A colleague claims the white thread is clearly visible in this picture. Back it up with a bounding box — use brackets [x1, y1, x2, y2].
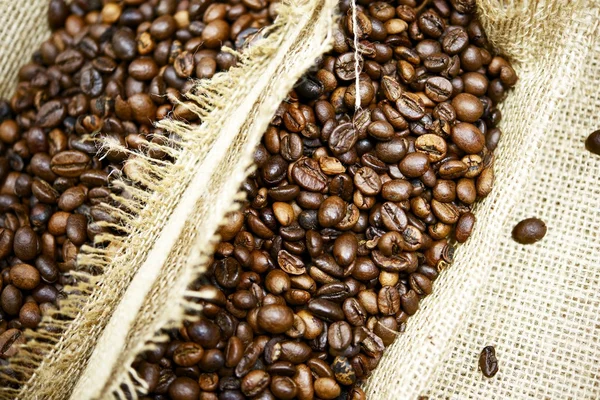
[351, 0, 361, 112]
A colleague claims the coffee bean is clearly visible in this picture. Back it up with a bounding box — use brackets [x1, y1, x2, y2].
[36, 100, 65, 129]
[292, 158, 327, 192]
[585, 130, 600, 155]
[333, 232, 358, 267]
[241, 370, 270, 397]
[112, 28, 137, 60]
[399, 152, 429, 178]
[425, 76, 452, 102]
[80, 68, 104, 97]
[169, 377, 200, 400]
[380, 202, 408, 232]
[10, 264, 40, 291]
[318, 196, 346, 228]
[1, 285, 23, 316]
[451, 122, 485, 154]
[173, 342, 205, 367]
[329, 123, 358, 155]
[479, 345, 499, 378]
[512, 218, 547, 244]
[455, 212, 475, 242]
[314, 377, 341, 400]
[14, 226, 39, 261]
[452, 93, 483, 122]
[50, 150, 91, 178]
[257, 304, 294, 334]
[0, 328, 25, 358]
[270, 376, 297, 400]
[328, 321, 352, 350]
[354, 167, 381, 196]
[277, 250, 305, 275]
[396, 92, 425, 120]
[308, 298, 344, 322]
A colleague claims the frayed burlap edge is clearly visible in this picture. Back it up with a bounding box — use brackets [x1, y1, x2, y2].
[67, 1, 337, 399]
[0, 1, 335, 399]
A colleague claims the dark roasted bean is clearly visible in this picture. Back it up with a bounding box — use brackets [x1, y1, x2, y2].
[479, 345, 499, 378]
[512, 218, 547, 244]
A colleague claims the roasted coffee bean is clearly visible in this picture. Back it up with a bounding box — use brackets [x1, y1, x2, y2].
[452, 93, 483, 122]
[314, 377, 341, 400]
[328, 321, 352, 350]
[13, 226, 39, 261]
[479, 345, 499, 378]
[425, 76, 452, 102]
[241, 370, 270, 397]
[585, 129, 600, 155]
[451, 122, 485, 154]
[292, 158, 327, 192]
[329, 123, 358, 155]
[10, 264, 40, 290]
[270, 376, 297, 400]
[512, 218, 547, 244]
[257, 304, 295, 334]
[0, 329, 25, 358]
[455, 212, 475, 243]
[318, 196, 346, 228]
[396, 92, 425, 120]
[169, 377, 200, 400]
[36, 100, 65, 129]
[399, 152, 429, 178]
[173, 342, 205, 367]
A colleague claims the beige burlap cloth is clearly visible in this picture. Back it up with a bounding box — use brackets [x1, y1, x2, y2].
[1, 0, 599, 399]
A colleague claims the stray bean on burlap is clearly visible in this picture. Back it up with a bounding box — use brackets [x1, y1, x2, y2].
[1, 0, 599, 399]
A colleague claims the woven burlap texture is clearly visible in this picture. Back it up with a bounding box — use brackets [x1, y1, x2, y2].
[1, 0, 599, 399]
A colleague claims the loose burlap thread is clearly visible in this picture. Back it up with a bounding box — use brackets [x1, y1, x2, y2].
[1, 0, 599, 399]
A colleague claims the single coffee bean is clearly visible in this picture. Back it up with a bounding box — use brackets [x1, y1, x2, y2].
[399, 152, 429, 178]
[455, 212, 475, 243]
[512, 217, 547, 244]
[451, 122, 485, 154]
[270, 376, 297, 400]
[13, 226, 39, 261]
[36, 100, 66, 129]
[257, 304, 294, 334]
[0, 328, 25, 358]
[168, 376, 200, 400]
[479, 345, 499, 378]
[173, 342, 205, 367]
[328, 321, 352, 350]
[452, 93, 483, 122]
[241, 370, 270, 397]
[585, 129, 600, 155]
[313, 377, 341, 400]
[10, 264, 40, 290]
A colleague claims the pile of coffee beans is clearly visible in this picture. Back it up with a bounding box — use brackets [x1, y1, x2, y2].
[130, 0, 517, 399]
[0, 0, 275, 359]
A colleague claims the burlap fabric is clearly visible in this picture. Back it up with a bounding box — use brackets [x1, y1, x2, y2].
[1, 0, 599, 399]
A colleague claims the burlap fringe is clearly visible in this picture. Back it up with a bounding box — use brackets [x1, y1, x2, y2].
[0, 1, 335, 399]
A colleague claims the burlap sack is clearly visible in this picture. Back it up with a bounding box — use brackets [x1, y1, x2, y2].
[1, 0, 599, 399]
